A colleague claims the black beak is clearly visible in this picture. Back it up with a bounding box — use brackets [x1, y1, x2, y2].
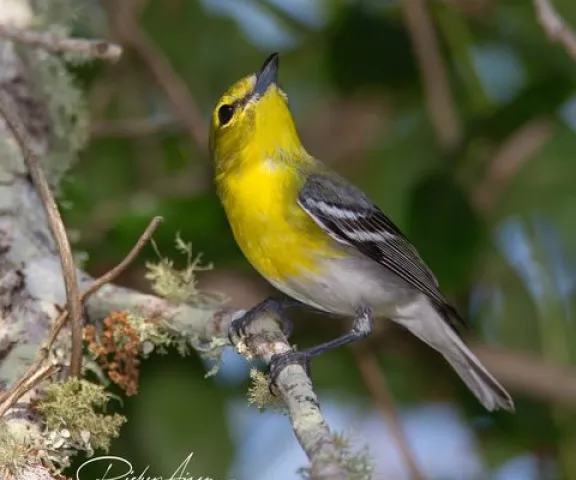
[253, 53, 279, 97]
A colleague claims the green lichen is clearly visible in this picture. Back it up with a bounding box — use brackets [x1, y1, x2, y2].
[145, 233, 227, 307]
[17, 0, 91, 190]
[0, 421, 35, 476]
[27, 49, 89, 188]
[35, 378, 126, 452]
[247, 368, 287, 414]
[126, 309, 228, 377]
[122, 310, 190, 358]
[33, 0, 80, 31]
[195, 336, 229, 378]
[143, 233, 230, 373]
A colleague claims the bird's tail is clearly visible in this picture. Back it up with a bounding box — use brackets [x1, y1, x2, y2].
[442, 328, 514, 412]
[397, 303, 515, 412]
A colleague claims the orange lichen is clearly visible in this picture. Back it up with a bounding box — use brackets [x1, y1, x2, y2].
[84, 312, 141, 396]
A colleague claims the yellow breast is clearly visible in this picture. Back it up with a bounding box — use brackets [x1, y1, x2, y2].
[218, 161, 338, 280]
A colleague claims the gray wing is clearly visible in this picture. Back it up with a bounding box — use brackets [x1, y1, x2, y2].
[298, 172, 464, 329]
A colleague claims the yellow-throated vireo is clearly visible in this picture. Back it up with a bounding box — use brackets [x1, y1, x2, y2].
[210, 53, 514, 412]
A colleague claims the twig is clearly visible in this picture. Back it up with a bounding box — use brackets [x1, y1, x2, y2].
[48, 215, 163, 345]
[239, 315, 349, 479]
[471, 118, 553, 214]
[0, 364, 57, 418]
[0, 356, 45, 405]
[352, 345, 426, 480]
[401, 0, 461, 150]
[534, 0, 576, 62]
[105, 0, 208, 150]
[91, 116, 181, 138]
[472, 343, 576, 404]
[0, 92, 84, 379]
[0, 24, 122, 62]
[0, 216, 163, 417]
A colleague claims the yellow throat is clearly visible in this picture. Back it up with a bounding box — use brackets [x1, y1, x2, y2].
[209, 54, 339, 280]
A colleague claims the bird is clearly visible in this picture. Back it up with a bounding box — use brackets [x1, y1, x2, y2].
[209, 53, 514, 412]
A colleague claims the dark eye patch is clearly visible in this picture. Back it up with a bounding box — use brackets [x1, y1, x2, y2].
[218, 104, 235, 126]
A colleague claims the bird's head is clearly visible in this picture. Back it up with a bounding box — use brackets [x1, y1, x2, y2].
[209, 53, 305, 175]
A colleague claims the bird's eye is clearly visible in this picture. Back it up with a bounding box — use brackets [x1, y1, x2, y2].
[218, 104, 235, 126]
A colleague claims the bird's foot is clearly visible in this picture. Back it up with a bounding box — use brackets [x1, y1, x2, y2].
[228, 297, 294, 344]
[228, 310, 254, 343]
[268, 350, 312, 394]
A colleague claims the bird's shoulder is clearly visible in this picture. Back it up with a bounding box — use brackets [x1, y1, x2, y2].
[297, 167, 405, 236]
[298, 167, 371, 205]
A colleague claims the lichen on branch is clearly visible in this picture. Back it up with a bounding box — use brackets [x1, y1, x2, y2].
[35, 378, 125, 457]
[145, 233, 227, 307]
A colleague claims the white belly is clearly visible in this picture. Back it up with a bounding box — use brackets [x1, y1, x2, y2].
[268, 254, 419, 317]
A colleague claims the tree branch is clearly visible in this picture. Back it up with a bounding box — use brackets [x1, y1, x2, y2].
[534, 0, 576, 62]
[352, 345, 425, 480]
[0, 24, 122, 61]
[473, 343, 576, 404]
[0, 91, 84, 378]
[242, 321, 348, 479]
[86, 288, 349, 479]
[0, 216, 163, 415]
[471, 117, 554, 214]
[0, 363, 57, 418]
[401, 0, 461, 150]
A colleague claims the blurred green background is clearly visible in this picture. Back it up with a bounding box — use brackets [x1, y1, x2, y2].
[63, 0, 576, 478]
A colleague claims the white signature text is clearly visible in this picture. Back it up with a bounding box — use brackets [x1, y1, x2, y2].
[76, 452, 219, 480]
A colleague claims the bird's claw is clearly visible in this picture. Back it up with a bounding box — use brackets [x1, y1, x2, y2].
[268, 351, 312, 395]
[228, 300, 294, 345]
[228, 312, 253, 344]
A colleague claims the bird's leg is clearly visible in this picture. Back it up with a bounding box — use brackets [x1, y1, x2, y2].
[268, 305, 374, 389]
[228, 296, 301, 343]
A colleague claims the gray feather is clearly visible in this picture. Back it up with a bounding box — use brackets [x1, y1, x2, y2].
[297, 172, 464, 329]
[394, 298, 514, 411]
